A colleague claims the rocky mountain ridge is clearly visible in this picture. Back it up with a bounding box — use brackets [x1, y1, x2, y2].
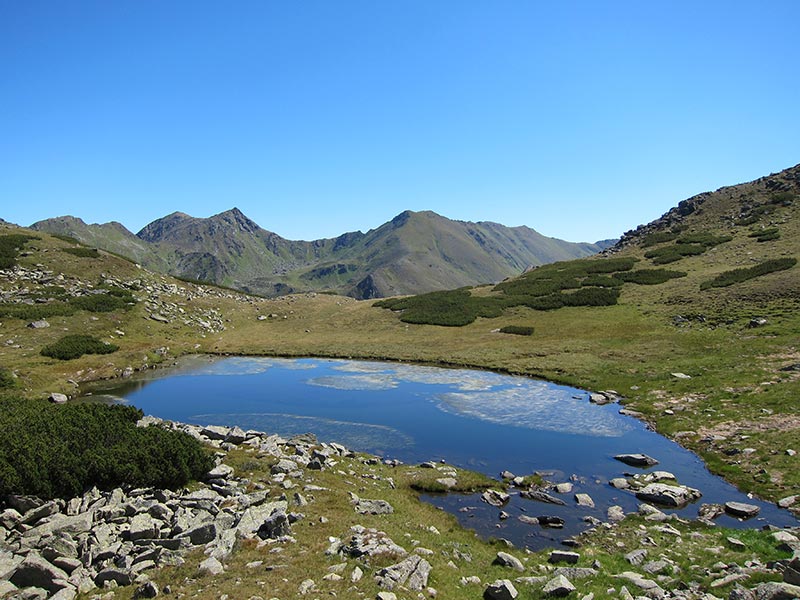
[31, 209, 611, 299]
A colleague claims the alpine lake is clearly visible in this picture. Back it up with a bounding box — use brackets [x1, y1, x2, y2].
[80, 356, 797, 550]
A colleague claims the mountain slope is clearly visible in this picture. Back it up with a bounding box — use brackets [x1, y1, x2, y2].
[31, 208, 607, 298]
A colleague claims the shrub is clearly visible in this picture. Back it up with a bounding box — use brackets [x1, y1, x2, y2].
[70, 292, 135, 313]
[641, 231, 680, 247]
[769, 191, 795, 205]
[62, 247, 100, 258]
[0, 302, 76, 320]
[51, 233, 80, 244]
[749, 228, 780, 243]
[701, 258, 797, 289]
[676, 233, 732, 247]
[644, 244, 706, 264]
[41, 335, 119, 360]
[614, 269, 687, 285]
[581, 275, 624, 288]
[0, 397, 214, 498]
[499, 325, 534, 336]
[0, 234, 38, 269]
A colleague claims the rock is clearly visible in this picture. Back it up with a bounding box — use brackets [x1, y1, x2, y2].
[341, 526, 407, 559]
[725, 501, 761, 519]
[199, 556, 224, 575]
[698, 503, 726, 520]
[607, 506, 626, 522]
[671, 372, 691, 379]
[133, 581, 160, 598]
[638, 503, 667, 521]
[772, 531, 800, 552]
[257, 509, 290, 539]
[615, 453, 659, 467]
[21, 500, 60, 525]
[483, 579, 518, 600]
[749, 318, 768, 328]
[149, 313, 170, 323]
[727, 536, 747, 551]
[616, 571, 665, 597]
[542, 574, 576, 597]
[28, 320, 50, 329]
[375, 554, 431, 591]
[784, 557, 800, 586]
[351, 566, 363, 583]
[436, 477, 458, 489]
[376, 592, 397, 600]
[180, 521, 217, 545]
[610, 478, 630, 490]
[635, 483, 702, 507]
[48, 392, 68, 404]
[575, 493, 595, 508]
[355, 499, 394, 515]
[129, 513, 160, 541]
[95, 567, 134, 586]
[298, 579, 316, 594]
[49, 589, 77, 600]
[236, 500, 288, 536]
[753, 581, 800, 599]
[493, 551, 524, 571]
[624, 549, 648, 565]
[778, 496, 798, 509]
[555, 483, 574, 493]
[538, 515, 565, 528]
[549, 551, 580, 565]
[10, 553, 70, 593]
[521, 490, 567, 505]
[481, 490, 511, 507]
[554, 567, 597, 580]
[206, 463, 234, 479]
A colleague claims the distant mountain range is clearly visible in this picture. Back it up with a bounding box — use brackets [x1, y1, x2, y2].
[31, 209, 613, 298]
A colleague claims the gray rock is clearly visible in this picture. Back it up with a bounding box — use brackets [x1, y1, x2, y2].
[553, 567, 597, 580]
[521, 490, 567, 506]
[180, 521, 217, 545]
[28, 320, 50, 329]
[236, 500, 288, 536]
[206, 464, 234, 480]
[129, 513, 160, 541]
[778, 495, 798, 509]
[133, 580, 160, 598]
[625, 549, 648, 565]
[725, 501, 761, 519]
[94, 566, 134, 587]
[575, 493, 595, 508]
[549, 551, 580, 564]
[754, 581, 800, 599]
[483, 579, 518, 600]
[635, 483, 702, 507]
[481, 489, 511, 507]
[376, 592, 397, 600]
[616, 571, 665, 597]
[10, 553, 70, 593]
[610, 478, 631, 489]
[607, 505, 626, 522]
[341, 526, 406, 559]
[375, 554, 431, 591]
[493, 551, 524, 571]
[48, 392, 68, 403]
[542, 574, 576, 597]
[49, 588, 77, 600]
[784, 557, 800, 586]
[355, 499, 394, 515]
[615, 453, 659, 467]
[198, 556, 224, 575]
[257, 509, 291, 539]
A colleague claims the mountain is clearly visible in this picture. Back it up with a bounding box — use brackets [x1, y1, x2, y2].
[32, 208, 609, 298]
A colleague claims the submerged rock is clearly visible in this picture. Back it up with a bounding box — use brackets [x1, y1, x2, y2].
[615, 453, 659, 467]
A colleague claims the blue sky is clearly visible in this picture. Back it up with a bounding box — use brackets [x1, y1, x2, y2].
[2, 1, 798, 243]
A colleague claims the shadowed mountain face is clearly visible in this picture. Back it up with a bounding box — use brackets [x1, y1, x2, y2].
[32, 208, 610, 298]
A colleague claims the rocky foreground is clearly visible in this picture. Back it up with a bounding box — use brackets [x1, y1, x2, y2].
[1, 418, 799, 600]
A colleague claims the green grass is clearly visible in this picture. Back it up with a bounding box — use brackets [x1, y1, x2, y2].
[0, 233, 39, 269]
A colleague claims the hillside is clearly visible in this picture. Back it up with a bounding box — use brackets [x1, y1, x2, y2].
[32, 208, 608, 298]
[2, 163, 800, 599]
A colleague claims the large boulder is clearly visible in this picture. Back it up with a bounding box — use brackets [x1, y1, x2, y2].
[493, 551, 524, 572]
[635, 483, 701, 507]
[725, 501, 761, 519]
[615, 453, 659, 467]
[10, 553, 70, 593]
[484, 579, 518, 600]
[257, 509, 291, 540]
[542, 574, 575, 597]
[375, 554, 431, 591]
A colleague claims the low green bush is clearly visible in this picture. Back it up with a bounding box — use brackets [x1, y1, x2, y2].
[41, 334, 119, 360]
[644, 244, 706, 264]
[62, 247, 100, 258]
[676, 233, 732, 247]
[499, 325, 534, 336]
[0, 302, 76, 320]
[0, 397, 214, 498]
[70, 292, 135, 313]
[640, 231, 680, 247]
[769, 191, 795, 205]
[749, 228, 780, 243]
[614, 269, 687, 285]
[701, 258, 797, 289]
[50, 233, 80, 244]
[0, 234, 38, 269]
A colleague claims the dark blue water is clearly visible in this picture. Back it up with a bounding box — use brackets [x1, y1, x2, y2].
[83, 356, 797, 549]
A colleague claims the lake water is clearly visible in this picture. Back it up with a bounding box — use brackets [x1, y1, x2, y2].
[83, 356, 797, 550]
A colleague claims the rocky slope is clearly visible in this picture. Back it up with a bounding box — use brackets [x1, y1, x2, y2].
[32, 208, 610, 299]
